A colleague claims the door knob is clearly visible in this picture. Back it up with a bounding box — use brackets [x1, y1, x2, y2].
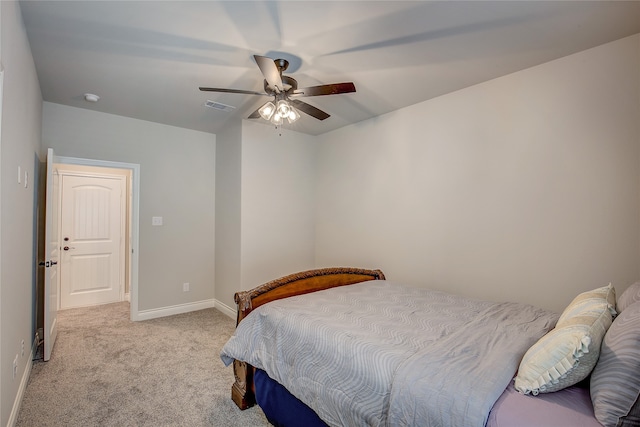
[63, 246, 75, 251]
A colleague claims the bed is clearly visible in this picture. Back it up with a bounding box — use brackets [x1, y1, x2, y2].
[220, 267, 640, 427]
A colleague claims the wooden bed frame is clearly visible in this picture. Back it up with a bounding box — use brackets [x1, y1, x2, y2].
[230, 267, 386, 410]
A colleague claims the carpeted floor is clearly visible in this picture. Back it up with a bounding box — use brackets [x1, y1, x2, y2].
[16, 302, 270, 426]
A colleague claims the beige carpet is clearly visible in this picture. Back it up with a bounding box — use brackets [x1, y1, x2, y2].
[16, 302, 270, 426]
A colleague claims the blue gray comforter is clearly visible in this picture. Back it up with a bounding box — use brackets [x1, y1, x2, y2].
[221, 280, 557, 427]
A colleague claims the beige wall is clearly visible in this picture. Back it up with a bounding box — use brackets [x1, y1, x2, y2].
[0, 1, 43, 425]
[315, 35, 640, 313]
[239, 121, 317, 292]
[214, 121, 242, 311]
[213, 119, 317, 313]
[41, 103, 216, 313]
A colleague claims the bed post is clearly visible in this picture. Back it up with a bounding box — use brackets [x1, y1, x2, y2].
[231, 360, 255, 409]
[230, 291, 256, 410]
[229, 267, 385, 410]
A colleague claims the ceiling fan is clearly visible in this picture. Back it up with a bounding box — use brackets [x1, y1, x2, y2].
[199, 55, 356, 124]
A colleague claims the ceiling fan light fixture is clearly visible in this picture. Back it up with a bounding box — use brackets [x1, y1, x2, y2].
[260, 98, 298, 125]
[287, 107, 300, 124]
[271, 112, 284, 125]
[258, 101, 276, 120]
[276, 99, 291, 117]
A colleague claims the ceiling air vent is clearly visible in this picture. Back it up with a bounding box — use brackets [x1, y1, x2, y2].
[204, 100, 236, 112]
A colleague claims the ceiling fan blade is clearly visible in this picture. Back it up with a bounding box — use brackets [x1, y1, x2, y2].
[199, 87, 269, 96]
[254, 55, 284, 93]
[293, 82, 356, 97]
[290, 99, 330, 121]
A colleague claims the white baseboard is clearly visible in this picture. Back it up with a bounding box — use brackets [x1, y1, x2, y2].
[7, 338, 36, 427]
[214, 299, 237, 320]
[135, 299, 215, 321]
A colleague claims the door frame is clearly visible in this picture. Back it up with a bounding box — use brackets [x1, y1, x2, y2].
[56, 155, 141, 321]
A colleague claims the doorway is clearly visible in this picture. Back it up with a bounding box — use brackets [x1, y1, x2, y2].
[54, 155, 140, 320]
[38, 152, 141, 361]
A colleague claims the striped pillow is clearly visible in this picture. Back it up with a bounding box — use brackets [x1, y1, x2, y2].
[591, 301, 640, 427]
[617, 282, 640, 313]
[557, 282, 617, 323]
[514, 284, 615, 395]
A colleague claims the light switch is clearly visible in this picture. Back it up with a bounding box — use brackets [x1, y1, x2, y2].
[152, 216, 163, 226]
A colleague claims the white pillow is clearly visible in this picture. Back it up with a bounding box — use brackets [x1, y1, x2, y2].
[514, 284, 615, 395]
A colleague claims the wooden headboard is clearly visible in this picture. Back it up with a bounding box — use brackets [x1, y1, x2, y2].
[230, 267, 386, 410]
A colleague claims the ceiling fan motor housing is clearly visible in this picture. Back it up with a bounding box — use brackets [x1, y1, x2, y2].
[264, 75, 298, 95]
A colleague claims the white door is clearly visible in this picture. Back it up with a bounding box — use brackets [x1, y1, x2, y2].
[60, 174, 126, 309]
[44, 149, 60, 361]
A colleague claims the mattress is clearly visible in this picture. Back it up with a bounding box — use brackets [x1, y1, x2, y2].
[255, 368, 603, 427]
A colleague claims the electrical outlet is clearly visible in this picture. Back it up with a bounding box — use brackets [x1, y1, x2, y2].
[12, 355, 18, 379]
[183, 282, 190, 292]
[21, 340, 25, 357]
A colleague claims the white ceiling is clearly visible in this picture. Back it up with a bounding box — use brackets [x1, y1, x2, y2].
[19, 1, 640, 136]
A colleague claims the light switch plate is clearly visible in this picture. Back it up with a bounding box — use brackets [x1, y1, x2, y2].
[152, 216, 163, 226]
